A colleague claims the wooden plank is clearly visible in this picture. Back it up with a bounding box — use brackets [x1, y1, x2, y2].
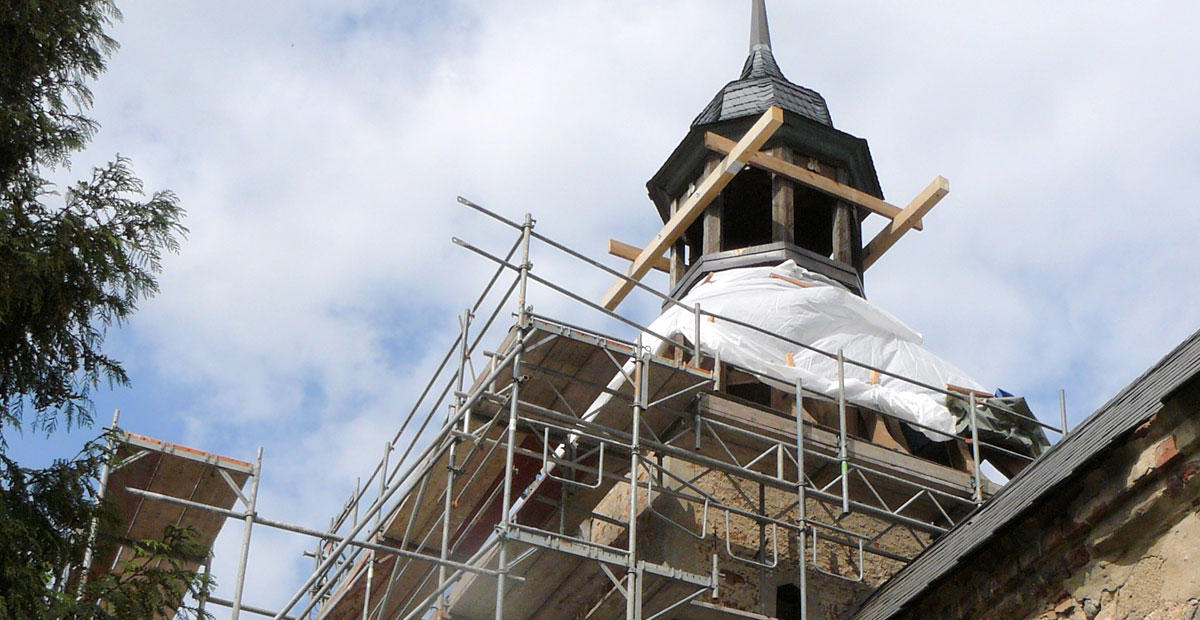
[946, 383, 992, 399]
[705, 131, 922, 230]
[599, 107, 784, 310]
[862, 410, 907, 452]
[768, 272, 815, 288]
[607, 239, 669, 273]
[862, 176, 950, 269]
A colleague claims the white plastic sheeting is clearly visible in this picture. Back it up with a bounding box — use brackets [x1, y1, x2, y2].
[643, 260, 985, 441]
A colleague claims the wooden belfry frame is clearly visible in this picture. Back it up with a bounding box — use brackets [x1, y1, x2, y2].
[601, 106, 949, 310]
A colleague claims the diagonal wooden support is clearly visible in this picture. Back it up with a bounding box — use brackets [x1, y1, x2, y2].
[705, 131, 921, 230]
[600, 106, 784, 310]
[608, 239, 669, 273]
[862, 176, 949, 269]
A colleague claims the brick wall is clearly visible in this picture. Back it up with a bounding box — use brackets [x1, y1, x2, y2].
[898, 379, 1200, 620]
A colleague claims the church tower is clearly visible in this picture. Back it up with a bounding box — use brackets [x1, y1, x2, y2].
[647, 0, 882, 297]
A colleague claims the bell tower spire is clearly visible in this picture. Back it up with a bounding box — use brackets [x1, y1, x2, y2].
[750, 0, 771, 51]
[644, 0, 886, 299]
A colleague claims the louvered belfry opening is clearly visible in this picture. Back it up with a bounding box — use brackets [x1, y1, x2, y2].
[720, 166, 773, 251]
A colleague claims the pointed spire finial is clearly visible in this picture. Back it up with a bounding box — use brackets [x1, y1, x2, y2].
[750, 0, 771, 52]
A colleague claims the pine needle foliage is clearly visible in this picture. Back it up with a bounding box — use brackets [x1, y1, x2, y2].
[0, 2, 210, 617]
[0, 0, 187, 441]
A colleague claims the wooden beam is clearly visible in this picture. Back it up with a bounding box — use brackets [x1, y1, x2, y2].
[768, 146, 794, 245]
[862, 176, 950, 270]
[705, 132, 922, 230]
[946, 383, 993, 400]
[768, 272, 815, 288]
[599, 107, 784, 310]
[607, 239, 669, 273]
[668, 198, 687, 286]
[701, 157, 723, 254]
[832, 168, 857, 266]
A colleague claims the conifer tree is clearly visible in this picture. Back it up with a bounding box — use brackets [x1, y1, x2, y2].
[1, 2, 209, 617]
[1, 0, 187, 438]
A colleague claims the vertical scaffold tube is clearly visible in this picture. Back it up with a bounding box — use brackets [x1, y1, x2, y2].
[198, 554, 212, 616]
[495, 214, 533, 620]
[969, 392, 981, 504]
[79, 409, 120, 597]
[360, 553, 373, 620]
[1059, 388, 1068, 437]
[231, 446, 264, 620]
[362, 441, 389, 620]
[440, 310, 470, 615]
[837, 349, 849, 515]
[626, 339, 645, 620]
[795, 380, 807, 620]
[439, 437, 458, 616]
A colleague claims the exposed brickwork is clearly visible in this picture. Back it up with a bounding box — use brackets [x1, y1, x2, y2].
[894, 381, 1200, 620]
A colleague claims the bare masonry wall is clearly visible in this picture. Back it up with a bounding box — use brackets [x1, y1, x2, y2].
[586, 452, 932, 619]
[897, 378, 1200, 620]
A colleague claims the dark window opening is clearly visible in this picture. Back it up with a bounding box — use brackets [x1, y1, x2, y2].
[721, 167, 773, 251]
[793, 185, 835, 258]
[776, 584, 804, 620]
[900, 424, 956, 468]
[726, 381, 771, 407]
[685, 219, 703, 267]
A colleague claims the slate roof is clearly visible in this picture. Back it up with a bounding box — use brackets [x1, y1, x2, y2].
[848, 328, 1200, 620]
[691, 45, 833, 128]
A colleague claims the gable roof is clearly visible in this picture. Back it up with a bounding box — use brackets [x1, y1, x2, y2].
[848, 328, 1200, 620]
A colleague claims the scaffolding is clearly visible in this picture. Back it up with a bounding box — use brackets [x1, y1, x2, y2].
[93, 197, 1067, 620]
[82, 409, 263, 619]
[264, 198, 1063, 620]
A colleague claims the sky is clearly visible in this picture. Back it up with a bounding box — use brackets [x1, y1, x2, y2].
[9, 1, 1200, 617]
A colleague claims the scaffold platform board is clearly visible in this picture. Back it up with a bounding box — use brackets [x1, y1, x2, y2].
[92, 431, 252, 577]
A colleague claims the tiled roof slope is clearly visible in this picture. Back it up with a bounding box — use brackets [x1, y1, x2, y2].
[848, 328, 1200, 620]
[692, 45, 833, 128]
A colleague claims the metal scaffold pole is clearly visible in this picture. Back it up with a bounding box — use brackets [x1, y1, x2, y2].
[361, 441, 389, 620]
[231, 446, 264, 620]
[627, 339, 646, 620]
[495, 213, 533, 620]
[198, 554, 212, 616]
[795, 380, 807, 620]
[969, 392, 981, 504]
[837, 349, 849, 515]
[438, 309, 471, 616]
[1059, 388, 1068, 437]
[79, 408, 120, 596]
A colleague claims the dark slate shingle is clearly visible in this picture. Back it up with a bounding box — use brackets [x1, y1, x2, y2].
[692, 46, 833, 128]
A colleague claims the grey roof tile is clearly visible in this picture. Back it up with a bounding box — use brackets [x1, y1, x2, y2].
[691, 46, 832, 128]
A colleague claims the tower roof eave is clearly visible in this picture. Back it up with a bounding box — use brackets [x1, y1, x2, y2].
[691, 75, 833, 128]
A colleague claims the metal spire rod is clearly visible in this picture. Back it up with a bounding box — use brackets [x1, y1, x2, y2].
[750, 0, 772, 51]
